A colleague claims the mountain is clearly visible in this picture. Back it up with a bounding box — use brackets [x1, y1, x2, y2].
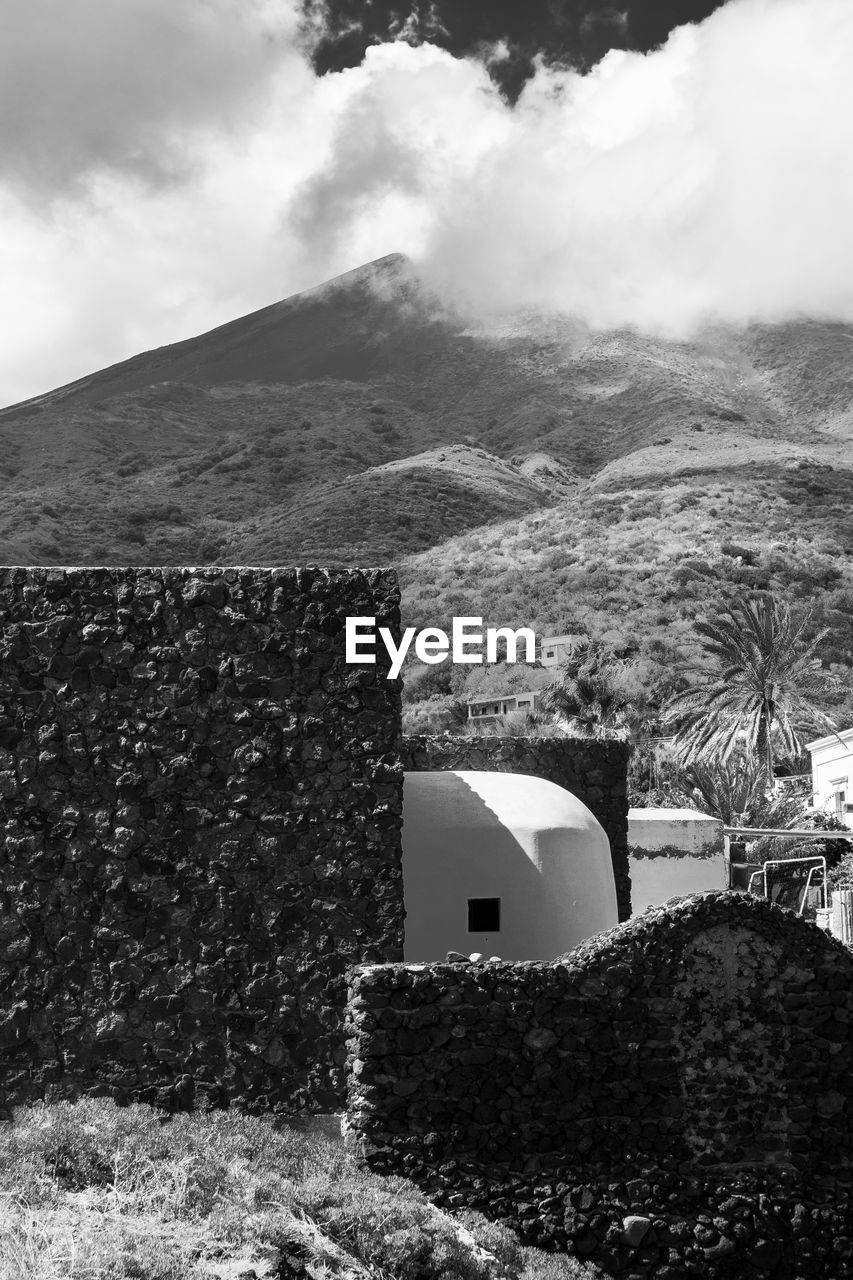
[0, 254, 851, 722]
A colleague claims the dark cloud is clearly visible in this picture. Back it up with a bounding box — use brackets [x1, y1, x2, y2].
[302, 0, 728, 99]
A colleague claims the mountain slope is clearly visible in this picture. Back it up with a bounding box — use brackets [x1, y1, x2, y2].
[0, 253, 850, 725]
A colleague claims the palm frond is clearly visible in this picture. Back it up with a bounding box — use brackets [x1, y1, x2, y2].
[664, 591, 839, 772]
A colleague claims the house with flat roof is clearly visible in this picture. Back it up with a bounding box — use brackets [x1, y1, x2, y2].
[806, 727, 853, 829]
[466, 689, 545, 723]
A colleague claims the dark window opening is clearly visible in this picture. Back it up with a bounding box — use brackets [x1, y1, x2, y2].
[468, 897, 500, 932]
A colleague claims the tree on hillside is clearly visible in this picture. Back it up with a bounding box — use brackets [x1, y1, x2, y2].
[664, 592, 839, 777]
[544, 640, 642, 740]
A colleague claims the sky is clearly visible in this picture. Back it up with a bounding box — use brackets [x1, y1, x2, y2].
[1, 0, 852, 407]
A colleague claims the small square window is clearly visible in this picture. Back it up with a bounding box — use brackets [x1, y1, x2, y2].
[468, 897, 500, 932]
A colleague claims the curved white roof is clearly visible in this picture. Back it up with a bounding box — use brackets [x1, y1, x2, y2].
[405, 769, 605, 842]
[402, 770, 617, 961]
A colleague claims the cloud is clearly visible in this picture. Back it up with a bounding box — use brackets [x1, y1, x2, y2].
[0, 0, 327, 406]
[303, 1, 726, 99]
[0, 0, 293, 201]
[289, 0, 853, 334]
[1, 0, 852, 407]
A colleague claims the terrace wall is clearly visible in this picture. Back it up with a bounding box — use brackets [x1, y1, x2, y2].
[346, 891, 853, 1279]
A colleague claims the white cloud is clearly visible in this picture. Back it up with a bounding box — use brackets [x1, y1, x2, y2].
[294, 0, 853, 333]
[0, 0, 293, 200]
[0, 0, 328, 405]
[1, 0, 852, 407]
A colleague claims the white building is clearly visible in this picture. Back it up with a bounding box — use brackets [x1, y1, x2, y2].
[466, 689, 544, 723]
[806, 728, 853, 829]
[539, 634, 580, 667]
[463, 630, 580, 720]
[401, 771, 618, 961]
[627, 808, 728, 915]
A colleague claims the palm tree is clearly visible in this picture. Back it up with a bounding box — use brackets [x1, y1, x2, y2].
[685, 753, 807, 829]
[544, 640, 636, 740]
[665, 592, 838, 777]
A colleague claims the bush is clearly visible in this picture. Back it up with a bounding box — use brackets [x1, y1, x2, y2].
[120, 526, 146, 546]
[405, 664, 454, 702]
[720, 543, 757, 565]
[829, 850, 853, 891]
[0, 1100, 564, 1280]
[305, 1181, 521, 1280]
[520, 1250, 597, 1280]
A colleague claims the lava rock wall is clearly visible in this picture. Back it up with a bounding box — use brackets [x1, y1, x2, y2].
[0, 566, 404, 1113]
[403, 735, 631, 920]
[345, 892, 853, 1279]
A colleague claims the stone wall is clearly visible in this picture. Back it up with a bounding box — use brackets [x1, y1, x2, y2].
[345, 892, 853, 1279]
[403, 735, 631, 921]
[0, 566, 404, 1113]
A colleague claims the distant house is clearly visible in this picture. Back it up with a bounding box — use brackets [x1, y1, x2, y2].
[806, 727, 853, 829]
[466, 689, 545, 723]
[539, 633, 580, 667]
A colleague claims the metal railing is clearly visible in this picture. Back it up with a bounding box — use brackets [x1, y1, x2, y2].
[724, 827, 835, 840]
[745, 855, 827, 914]
[725, 828, 832, 913]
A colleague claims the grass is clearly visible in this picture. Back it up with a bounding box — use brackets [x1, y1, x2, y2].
[0, 1099, 595, 1280]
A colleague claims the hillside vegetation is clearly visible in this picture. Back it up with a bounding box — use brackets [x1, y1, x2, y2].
[0, 254, 850, 723]
[401, 462, 853, 723]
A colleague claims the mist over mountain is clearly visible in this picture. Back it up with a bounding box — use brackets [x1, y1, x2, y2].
[1, 253, 851, 720]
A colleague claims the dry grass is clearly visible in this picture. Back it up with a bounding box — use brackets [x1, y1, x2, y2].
[0, 1099, 595, 1280]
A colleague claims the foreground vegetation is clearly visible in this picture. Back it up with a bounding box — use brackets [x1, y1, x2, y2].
[0, 1099, 594, 1280]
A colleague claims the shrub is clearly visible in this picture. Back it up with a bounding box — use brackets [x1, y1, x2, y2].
[0, 1100, 564, 1280]
[829, 850, 853, 891]
[305, 1180, 519, 1280]
[120, 526, 146, 546]
[720, 543, 757, 565]
[520, 1250, 597, 1280]
[405, 664, 454, 702]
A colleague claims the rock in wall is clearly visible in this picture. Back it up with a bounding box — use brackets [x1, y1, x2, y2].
[0, 566, 404, 1113]
[402, 735, 631, 920]
[345, 891, 853, 1279]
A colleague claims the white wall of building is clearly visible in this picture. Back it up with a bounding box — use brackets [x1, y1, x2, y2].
[539, 635, 579, 667]
[466, 690, 544, 722]
[628, 807, 727, 916]
[402, 770, 618, 961]
[807, 729, 853, 830]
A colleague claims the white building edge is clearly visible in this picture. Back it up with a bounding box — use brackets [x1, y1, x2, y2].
[805, 727, 853, 830]
[539, 634, 581, 667]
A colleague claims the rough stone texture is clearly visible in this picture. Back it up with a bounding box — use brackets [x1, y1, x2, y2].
[345, 892, 853, 1279]
[0, 566, 404, 1113]
[403, 735, 631, 921]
